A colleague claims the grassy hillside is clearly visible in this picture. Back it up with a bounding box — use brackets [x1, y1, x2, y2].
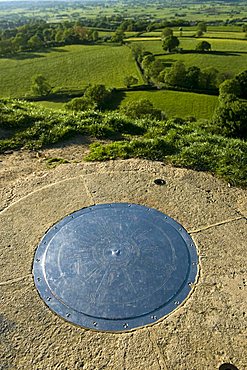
[0, 44, 143, 98]
[120, 90, 218, 120]
[1, 99, 246, 187]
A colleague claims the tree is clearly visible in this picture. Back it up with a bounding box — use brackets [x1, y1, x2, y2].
[141, 54, 155, 71]
[197, 22, 207, 33]
[43, 28, 53, 43]
[12, 32, 28, 52]
[185, 66, 201, 89]
[55, 29, 64, 43]
[111, 30, 125, 44]
[28, 34, 43, 50]
[196, 30, 204, 37]
[196, 40, 211, 52]
[164, 61, 186, 87]
[162, 27, 173, 39]
[162, 36, 179, 53]
[65, 97, 96, 111]
[219, 79, 241, 97]
[73, 26, 88, 41]
[147, 60, 164, 81]
[123, 76, 138, 88]
[235, 70, 247, 99]
[216, 71, 234, 88]
[0, 39, 13, 55]
[212, 99, 247, 139]
[92, 30, 99, 42]
[200, 67, 219, 90]
[31, 75, 52, 96]
[120, 99, 162, 120]
[84, 84, 111, 109]
[130, 43, 145, 62]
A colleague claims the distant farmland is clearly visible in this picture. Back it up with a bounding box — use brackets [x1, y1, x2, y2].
[0, 44, 143, 98]
[0, 32, 246, 120]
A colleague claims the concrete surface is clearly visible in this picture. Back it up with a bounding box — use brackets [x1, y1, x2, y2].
[0, 149, 246, 370]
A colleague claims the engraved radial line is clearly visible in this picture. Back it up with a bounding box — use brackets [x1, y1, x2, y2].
[132, 227, 153, 241]
[94, 266, 111, 301]
[84, 266, 102, 282]
[98, 217, 116, 245]
[121, 267, 137, 295]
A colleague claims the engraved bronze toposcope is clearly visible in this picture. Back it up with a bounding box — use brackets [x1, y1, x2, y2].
[33, 203, 198, 332]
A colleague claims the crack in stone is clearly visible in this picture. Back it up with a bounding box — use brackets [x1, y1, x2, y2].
[81, 175, 95, 206]
[0, 177, 83, 216]
[148, 329, 169, 370]
[188, 216, 244, 234]
[122, 335, 130, 370]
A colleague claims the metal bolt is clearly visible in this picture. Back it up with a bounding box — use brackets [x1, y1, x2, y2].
[36, 258, 40, 262]
[66, 313, 70, 318]
[47, 297, 51, 301]
[93, 322, 98, 327]
[174, 301, 180, 305]
[123, 323, 128, 329]
[37, 277, 41, 282]
[151, 315, 157, 320]
[154, 178, 166, 185]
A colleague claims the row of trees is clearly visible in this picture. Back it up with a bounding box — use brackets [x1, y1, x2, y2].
[0, 18, 133, 55]
[30, 73, 247, 141]
[131, 44, 223, 91]
[0, 20, 100, 55]
[162, 22, 207, 40]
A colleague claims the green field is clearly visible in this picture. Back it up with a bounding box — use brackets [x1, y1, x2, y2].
[141, 31, 246, 39]
[128, 37, 247, 75]
[203, 32, 246, 40]
[37, 90, 218, 120]
[0, 44, 143, 98]
[159, 38, 247, 74]
[120, 90, 218, 119]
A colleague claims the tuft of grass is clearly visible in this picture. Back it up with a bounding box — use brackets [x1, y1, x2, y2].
[45, 157, 70, 168]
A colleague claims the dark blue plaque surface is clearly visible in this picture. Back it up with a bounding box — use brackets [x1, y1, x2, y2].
[33, 203, 198, 331]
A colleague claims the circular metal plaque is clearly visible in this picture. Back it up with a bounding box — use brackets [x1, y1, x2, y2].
[33, 203, 198, 332]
